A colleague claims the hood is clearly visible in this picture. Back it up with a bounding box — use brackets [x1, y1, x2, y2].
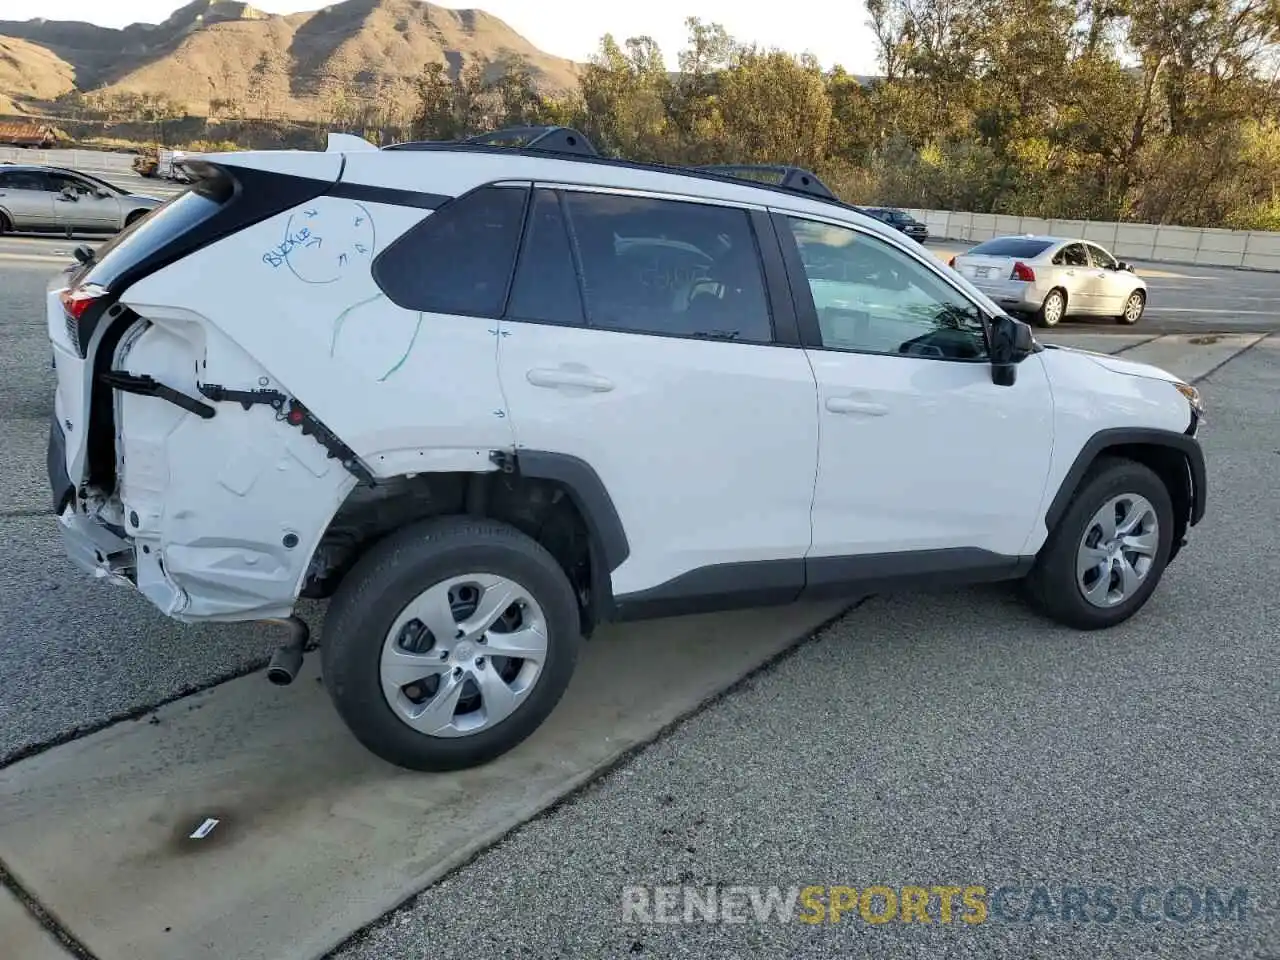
[1042, 343, 1181, 384]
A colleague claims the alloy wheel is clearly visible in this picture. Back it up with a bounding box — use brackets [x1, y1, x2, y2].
[1076, 494, 1160, 608]
[379, 573, 549, 737]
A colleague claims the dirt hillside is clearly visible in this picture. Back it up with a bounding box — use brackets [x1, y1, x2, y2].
[0, 0, 581, 118]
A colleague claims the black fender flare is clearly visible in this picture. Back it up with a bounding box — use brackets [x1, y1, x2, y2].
[1044, 426, 1207, 535]
[510, 450, 630, 573]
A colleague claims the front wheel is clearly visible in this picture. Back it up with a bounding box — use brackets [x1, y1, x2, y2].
[1023, 457, 1174, 630]
[321, 515, 582, 771]
[1117, 290, 1145, 325]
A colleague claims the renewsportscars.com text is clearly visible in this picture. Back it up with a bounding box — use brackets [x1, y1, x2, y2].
[621, 883, 1250, 925]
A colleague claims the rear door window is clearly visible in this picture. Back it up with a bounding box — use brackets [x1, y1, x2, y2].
[557, 190, 774, 343]
[1053, 243, 1089, 267]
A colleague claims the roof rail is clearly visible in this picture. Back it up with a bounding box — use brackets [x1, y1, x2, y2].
[692, 164, 838, 202]
[384, 125, 599, 157]
[380, 127, 860, 210]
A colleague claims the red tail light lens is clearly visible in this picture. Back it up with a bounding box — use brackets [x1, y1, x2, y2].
[60, 283, 107, 321]
[1011, 261, 1035, 281]
[59, 283, 108, 357]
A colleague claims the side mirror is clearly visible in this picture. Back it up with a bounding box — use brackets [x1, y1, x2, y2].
[1117, 261, 1134, 272]
[96, 188, 112, 199]
[988, 313, 1035, 387]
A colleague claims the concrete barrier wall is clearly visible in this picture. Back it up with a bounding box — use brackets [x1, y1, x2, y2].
[6, 145, 1280, 272]
[906, 207, 1280, 272]
[0, 146, 136, 175]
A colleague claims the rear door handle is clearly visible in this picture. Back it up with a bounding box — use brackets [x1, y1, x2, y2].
[826, 397, 889, 416]
[526, 368, 615, 392]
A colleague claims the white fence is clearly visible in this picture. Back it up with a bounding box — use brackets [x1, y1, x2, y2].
[908, 208, 1280, 273]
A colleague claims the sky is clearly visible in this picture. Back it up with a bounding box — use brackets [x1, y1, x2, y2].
[1, 0, 883, 74]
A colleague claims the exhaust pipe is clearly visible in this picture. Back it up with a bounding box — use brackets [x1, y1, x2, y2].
[264, 615, 311, 686]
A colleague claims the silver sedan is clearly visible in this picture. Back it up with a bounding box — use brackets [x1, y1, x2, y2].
[949, 235, 1148, 326]
[0, 164, 164, 236]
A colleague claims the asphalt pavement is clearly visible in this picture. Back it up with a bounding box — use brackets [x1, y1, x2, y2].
[0, 235, 1276, 958]
[333, 340, 1280, 960]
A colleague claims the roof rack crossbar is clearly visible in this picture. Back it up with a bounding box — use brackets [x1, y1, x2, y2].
[692, 164, 838, 201]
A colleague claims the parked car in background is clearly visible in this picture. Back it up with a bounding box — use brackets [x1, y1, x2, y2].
[949, 235, 1147, 327]
[865, 207, 929, 243]
[0, 165, 163, 236]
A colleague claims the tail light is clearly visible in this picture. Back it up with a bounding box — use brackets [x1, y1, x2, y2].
[59, 283, 108, 357]
[1011, 261, 1035, 282]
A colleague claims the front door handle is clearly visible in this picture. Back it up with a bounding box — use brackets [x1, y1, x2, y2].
[826, 397, 888, 416]
[526, 368, 615, 392]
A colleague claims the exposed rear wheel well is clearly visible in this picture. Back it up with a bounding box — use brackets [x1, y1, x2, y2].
[303, 471, 602, 636]
[125, 209, 148, 226]
[0, 209, 11, 233]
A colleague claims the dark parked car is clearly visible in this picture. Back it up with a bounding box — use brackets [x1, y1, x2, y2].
[865, 207, 929, 243]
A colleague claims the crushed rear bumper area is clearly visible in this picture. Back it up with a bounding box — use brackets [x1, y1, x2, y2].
[48, 414, 138, 586]
[46, 415, 74, 514]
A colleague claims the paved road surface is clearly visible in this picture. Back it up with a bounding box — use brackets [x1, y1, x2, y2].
[0, 250, 1276, 960]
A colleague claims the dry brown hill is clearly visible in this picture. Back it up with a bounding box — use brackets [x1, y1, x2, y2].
[0, 0, 581, 119]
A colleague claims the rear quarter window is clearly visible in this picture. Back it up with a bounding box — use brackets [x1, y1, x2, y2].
[967, 238, 1054, 258]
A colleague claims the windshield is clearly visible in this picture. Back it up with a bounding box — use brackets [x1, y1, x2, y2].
[968, 238, 1054, 258]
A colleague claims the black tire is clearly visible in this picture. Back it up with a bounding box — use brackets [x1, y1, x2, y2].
[1117, 289, 1145, 325]
[1036, 288, 1067, 327]
[321, 515, 582, 772]
[1023, 456, 1175, 630]
[0, 211, 11, 235]
[125, 210, 148, 228]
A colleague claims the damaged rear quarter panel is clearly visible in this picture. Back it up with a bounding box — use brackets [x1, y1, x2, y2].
[115, 307, 357, 622]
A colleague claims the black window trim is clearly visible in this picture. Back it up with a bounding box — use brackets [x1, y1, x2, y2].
[496, 180, 796, 348]
[770, 208, 993, 363]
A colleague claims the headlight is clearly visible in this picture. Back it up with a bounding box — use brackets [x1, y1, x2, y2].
[1174, 381, 1204, 417]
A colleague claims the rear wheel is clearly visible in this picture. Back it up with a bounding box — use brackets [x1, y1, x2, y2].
[124, 209, 148, 228]
[0, 211, 11, 235]
[1023, 457, 1174, 630]
[1117, 290, 1145, 325]
[321, 515, 582, 772]
[1036, 288, 1067, 327]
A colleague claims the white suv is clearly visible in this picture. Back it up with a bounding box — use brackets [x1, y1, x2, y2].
[44, 127, 1207, 772]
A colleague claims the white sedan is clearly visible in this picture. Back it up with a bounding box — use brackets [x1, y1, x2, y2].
[949, 235, 1148, 327]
